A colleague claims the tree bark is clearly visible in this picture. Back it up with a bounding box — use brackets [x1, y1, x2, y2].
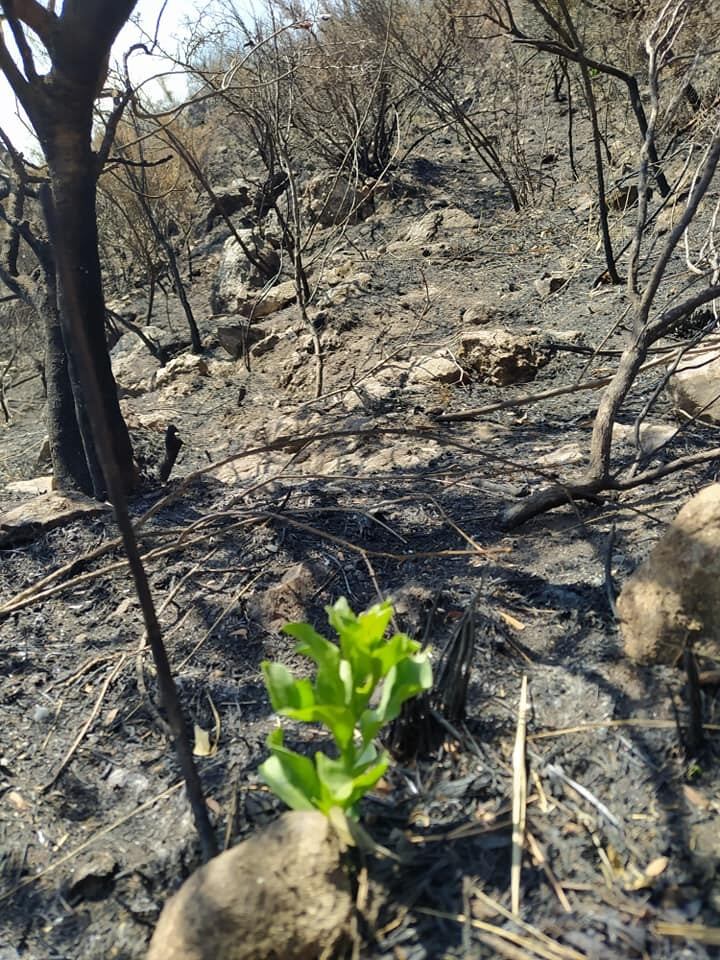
[42, 282, 93, 493]
[40, 108, 135, 499]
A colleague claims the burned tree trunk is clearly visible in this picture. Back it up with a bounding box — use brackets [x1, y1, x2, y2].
[0, 0, 137, 498]
[41, 119, 135, 498]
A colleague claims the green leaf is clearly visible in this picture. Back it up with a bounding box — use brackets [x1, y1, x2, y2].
[261, 661, 315, 713]
[284, 622, 339, 671]
[315, 753, 356, 806]
[375, 655, 433, 726]
[286, 622, 348, 707]
[314, 751, 389, 816]
[344, 754, 389, 811]
[281, 703, 356, 752]
[326, 596, 358, 637]
[259, 728, 321, 811]
[373, 632, 422, 677]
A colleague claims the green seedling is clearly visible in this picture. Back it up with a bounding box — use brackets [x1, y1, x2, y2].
[259, 597, 432, 818]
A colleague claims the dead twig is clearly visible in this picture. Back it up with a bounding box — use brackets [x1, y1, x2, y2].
[41, 654, 128, 793]
[0, 781, 184, 902]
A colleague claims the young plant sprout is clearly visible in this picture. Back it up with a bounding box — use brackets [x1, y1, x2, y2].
[260, 598, 432, 818]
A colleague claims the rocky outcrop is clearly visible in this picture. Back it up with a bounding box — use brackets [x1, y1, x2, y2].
[153, 354, 209, 390]
[617, 484, 720, 663]
[203, 181, 251, 232]
[110, 325, 164, 397]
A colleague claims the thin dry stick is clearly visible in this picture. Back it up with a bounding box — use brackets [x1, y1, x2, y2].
[0, 781, 183, 902]
[510, 675, 528, 917]
[415, 906, 587, 960]
[176, 568, 267, 670]
[476, 933, 539, 960]
[511, 675, 529, 916]
[473, 888, 582, 958]
[46, 653, 115, 691]
[528, 719, 720, 739]
[156, 546, 220, 617]
[41, 654, 128, 793]
[543, 761, 622, 831]
[652, 921, 720, 946]
[526, 829, 572, 913]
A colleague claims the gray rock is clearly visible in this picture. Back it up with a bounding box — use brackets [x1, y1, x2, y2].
[460, 328, 552, 386]
[669, 339, 720, 423]
[613, 421, 676, 456]
[203, 180, 251, 232]
[211, 233, 281, 314]
[239, 279, 297, 319]
[617, 484, 720, 663]
[305, 173, 375, 226]
[147, 811, 351, 960]
[153, 354, 209, 390]
[408, 353, 467, 385]
[216, 323, 270, 359]
[110, 326, 163, 396]
[250, 332, 281, 358]
[534, 273, 568, 298]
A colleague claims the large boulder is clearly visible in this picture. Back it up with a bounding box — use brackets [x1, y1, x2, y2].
[211, 233, 281, 314]
[203, 181, 251, 232]
[305, 174, 374, 227]
[669, 337, 720, 424]
[617, 484, 720, 663]
[110, 325, 164, 397]
[146, 811, 351, 960]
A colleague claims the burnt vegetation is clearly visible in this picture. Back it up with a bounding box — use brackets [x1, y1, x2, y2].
[2, 1, 720, 958]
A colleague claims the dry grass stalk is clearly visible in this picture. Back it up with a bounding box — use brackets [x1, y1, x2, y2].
[511, 674, 529, 916]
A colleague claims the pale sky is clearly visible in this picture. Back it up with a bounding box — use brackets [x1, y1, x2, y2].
[0, 0, 201, 154]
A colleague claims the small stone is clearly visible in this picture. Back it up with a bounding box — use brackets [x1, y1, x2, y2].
[408, 353, 467, 385]
[250, 332, 281, 358]
[6, 790, 28, 813]
[606, 184, 640, 210]
[536, 442, 585, 467]
[32, 705, 53, 724]
[534, 273, 568, 298]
